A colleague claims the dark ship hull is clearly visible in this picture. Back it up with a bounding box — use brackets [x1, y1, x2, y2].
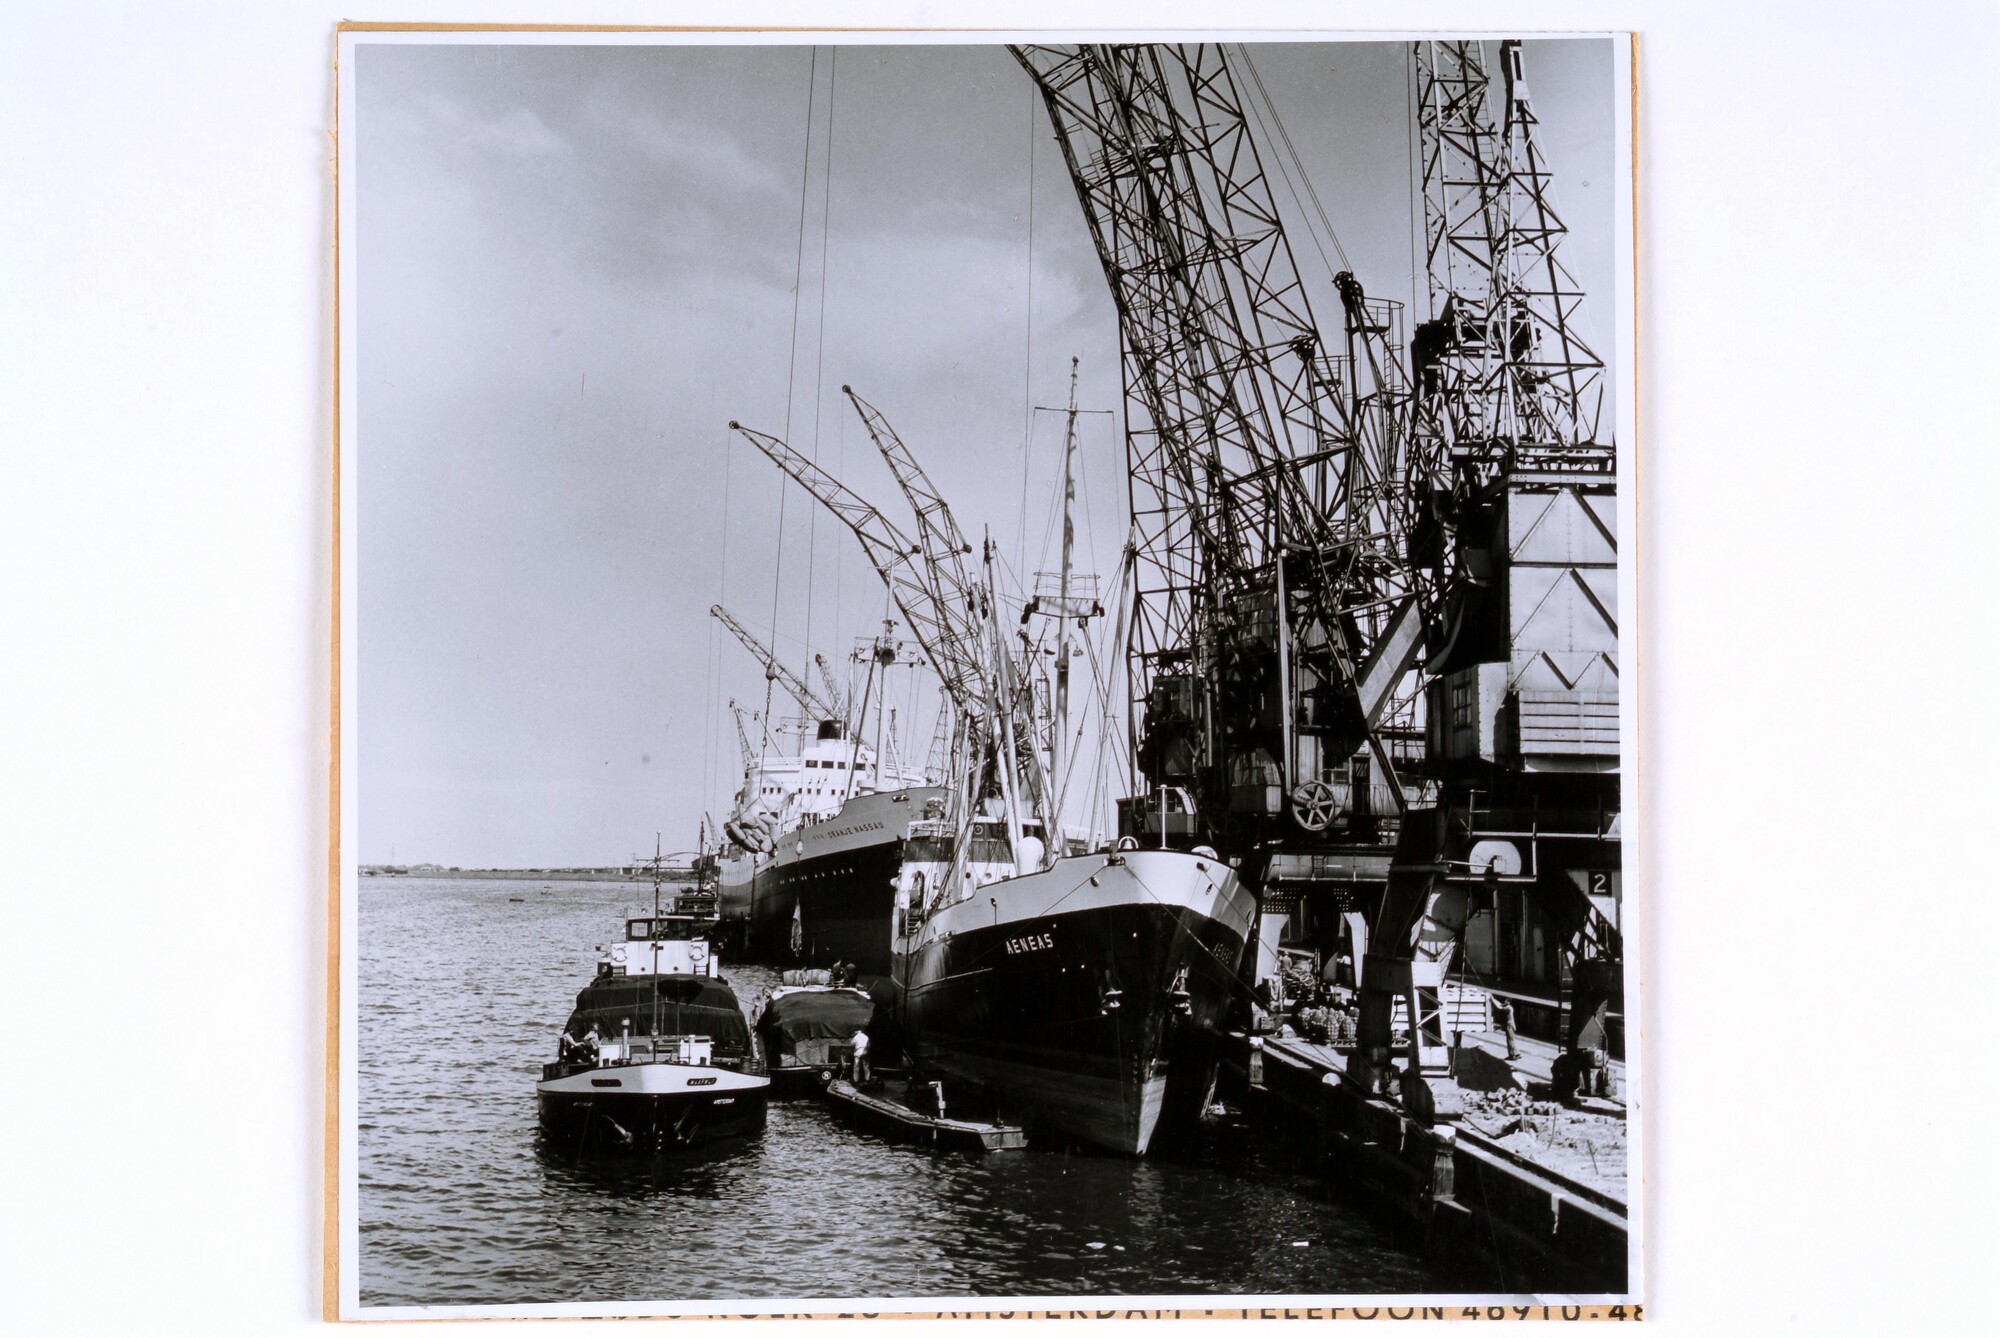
[897, 848, 1256, 1155]
[719, 787, 944, 974]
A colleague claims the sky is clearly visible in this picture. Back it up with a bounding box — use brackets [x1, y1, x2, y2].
[354, 36, 1616, 866]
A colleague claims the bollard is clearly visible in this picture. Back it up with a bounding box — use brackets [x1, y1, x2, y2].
[1586, 1047, 1611, 1098]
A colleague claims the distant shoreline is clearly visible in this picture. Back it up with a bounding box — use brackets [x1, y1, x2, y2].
[359, 866, 696, 883]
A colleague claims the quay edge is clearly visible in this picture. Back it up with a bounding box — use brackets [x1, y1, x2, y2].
[1241, 1033, 1629, 1295]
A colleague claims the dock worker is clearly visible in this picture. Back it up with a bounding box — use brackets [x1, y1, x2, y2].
[850, 1028, 871, 1085]
[1492, 995, 1518, 1060]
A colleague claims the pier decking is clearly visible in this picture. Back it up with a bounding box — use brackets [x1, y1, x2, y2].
[1245, 1031, 1629, 1292]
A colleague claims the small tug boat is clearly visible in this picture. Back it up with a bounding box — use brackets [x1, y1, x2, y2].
[537, 842, 768, 1155]
[753, 969, 877, 1093]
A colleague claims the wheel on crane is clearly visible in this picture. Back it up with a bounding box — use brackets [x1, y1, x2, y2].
[1290, 780, 1338, 832]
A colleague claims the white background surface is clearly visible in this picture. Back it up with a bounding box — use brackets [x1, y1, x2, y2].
[1, 2, 1990, 1334]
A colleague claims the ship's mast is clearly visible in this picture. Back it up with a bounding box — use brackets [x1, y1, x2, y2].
[983, 533, 1028, 867]
[1052, 358, 1080, 815]
[871, 620, 893, 790]
[644, 832, 666, 1026]
[1024, 359, 1109, 840]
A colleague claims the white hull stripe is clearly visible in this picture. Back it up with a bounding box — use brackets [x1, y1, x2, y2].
[921, 850, 1254, 945]
[537, 1063, 769, 1096]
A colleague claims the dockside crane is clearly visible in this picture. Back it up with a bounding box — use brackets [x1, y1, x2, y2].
[709, 603, 841, 728]
[841, 386, 982, 625]
[727, 419, 1002, 840]
[1013, 42, 1440, 1057]
[728, 698, 757, 773]
[1014, 39, 1623, 1116]
[839, 385, 1059, 843]
[812, 653, 850, 722]
[1367, 38, 1621, 1104]
[1012, 42, 1428, 858]
[728, 420, 990, 727]
[729, 405, 1060, 873]
[721, 697, 783, 858]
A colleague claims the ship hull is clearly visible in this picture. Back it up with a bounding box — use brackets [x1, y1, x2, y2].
[719, 787, 943, 974]
[536, 1062, 768, 1156]
[896, 849, 1256, 1156]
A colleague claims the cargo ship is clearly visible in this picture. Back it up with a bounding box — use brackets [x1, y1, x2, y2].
[893, 833, 1257, 1156]
[716, 715, 939, 974]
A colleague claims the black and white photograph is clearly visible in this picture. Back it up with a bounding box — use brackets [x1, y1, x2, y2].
[334, 27, 1636, 1319]
[17, 3, 2000, 1334]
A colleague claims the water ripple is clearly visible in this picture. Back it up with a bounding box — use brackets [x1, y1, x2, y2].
[357, 877, 1440, 1307]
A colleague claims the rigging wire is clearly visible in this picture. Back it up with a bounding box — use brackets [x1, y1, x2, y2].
[1234, 44, 1353, 274]
[760, 45, 822, 767]
[803, 47, 838, 664]
[703, 422, 736, 812]
[1032, 429, 1062, 578]
[1086, 561, 1134, 832]
[1407, 43, 1424, 318]
[1016, 82, 1038, 579]
[1073, 401, 1101, 606]
[832, 393, 845, 659]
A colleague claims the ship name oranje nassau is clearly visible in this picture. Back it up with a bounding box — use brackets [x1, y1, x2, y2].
[819, 820, 886, 841]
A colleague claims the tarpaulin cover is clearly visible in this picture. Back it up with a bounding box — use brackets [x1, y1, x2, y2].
[758, 989, 874, 1045]
[563, 976, 750, 1056]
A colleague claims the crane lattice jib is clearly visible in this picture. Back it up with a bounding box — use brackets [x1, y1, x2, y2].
[1012, 43, 1425, 766]
[727, 421, 990, 724]
[1013, 45, 1337, 563]
[845, 389, 1049, 818]
[709, 603, 837, 722]
[840, 387, 986, 644]
[728, 700, 757, 771]
[838, 387, 1043, 775]
[1415, 40, 1607, 471]
[812, 654, 848, 719]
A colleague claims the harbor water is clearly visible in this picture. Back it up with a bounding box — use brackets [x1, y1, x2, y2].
[356, 877, 1443, 1308]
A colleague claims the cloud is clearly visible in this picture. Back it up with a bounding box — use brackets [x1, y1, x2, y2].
[401, 92, 570, 161]
[352, 39, 1619, 864]
[624, 110, 789, 199]
[827, 222, 1095, 365]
